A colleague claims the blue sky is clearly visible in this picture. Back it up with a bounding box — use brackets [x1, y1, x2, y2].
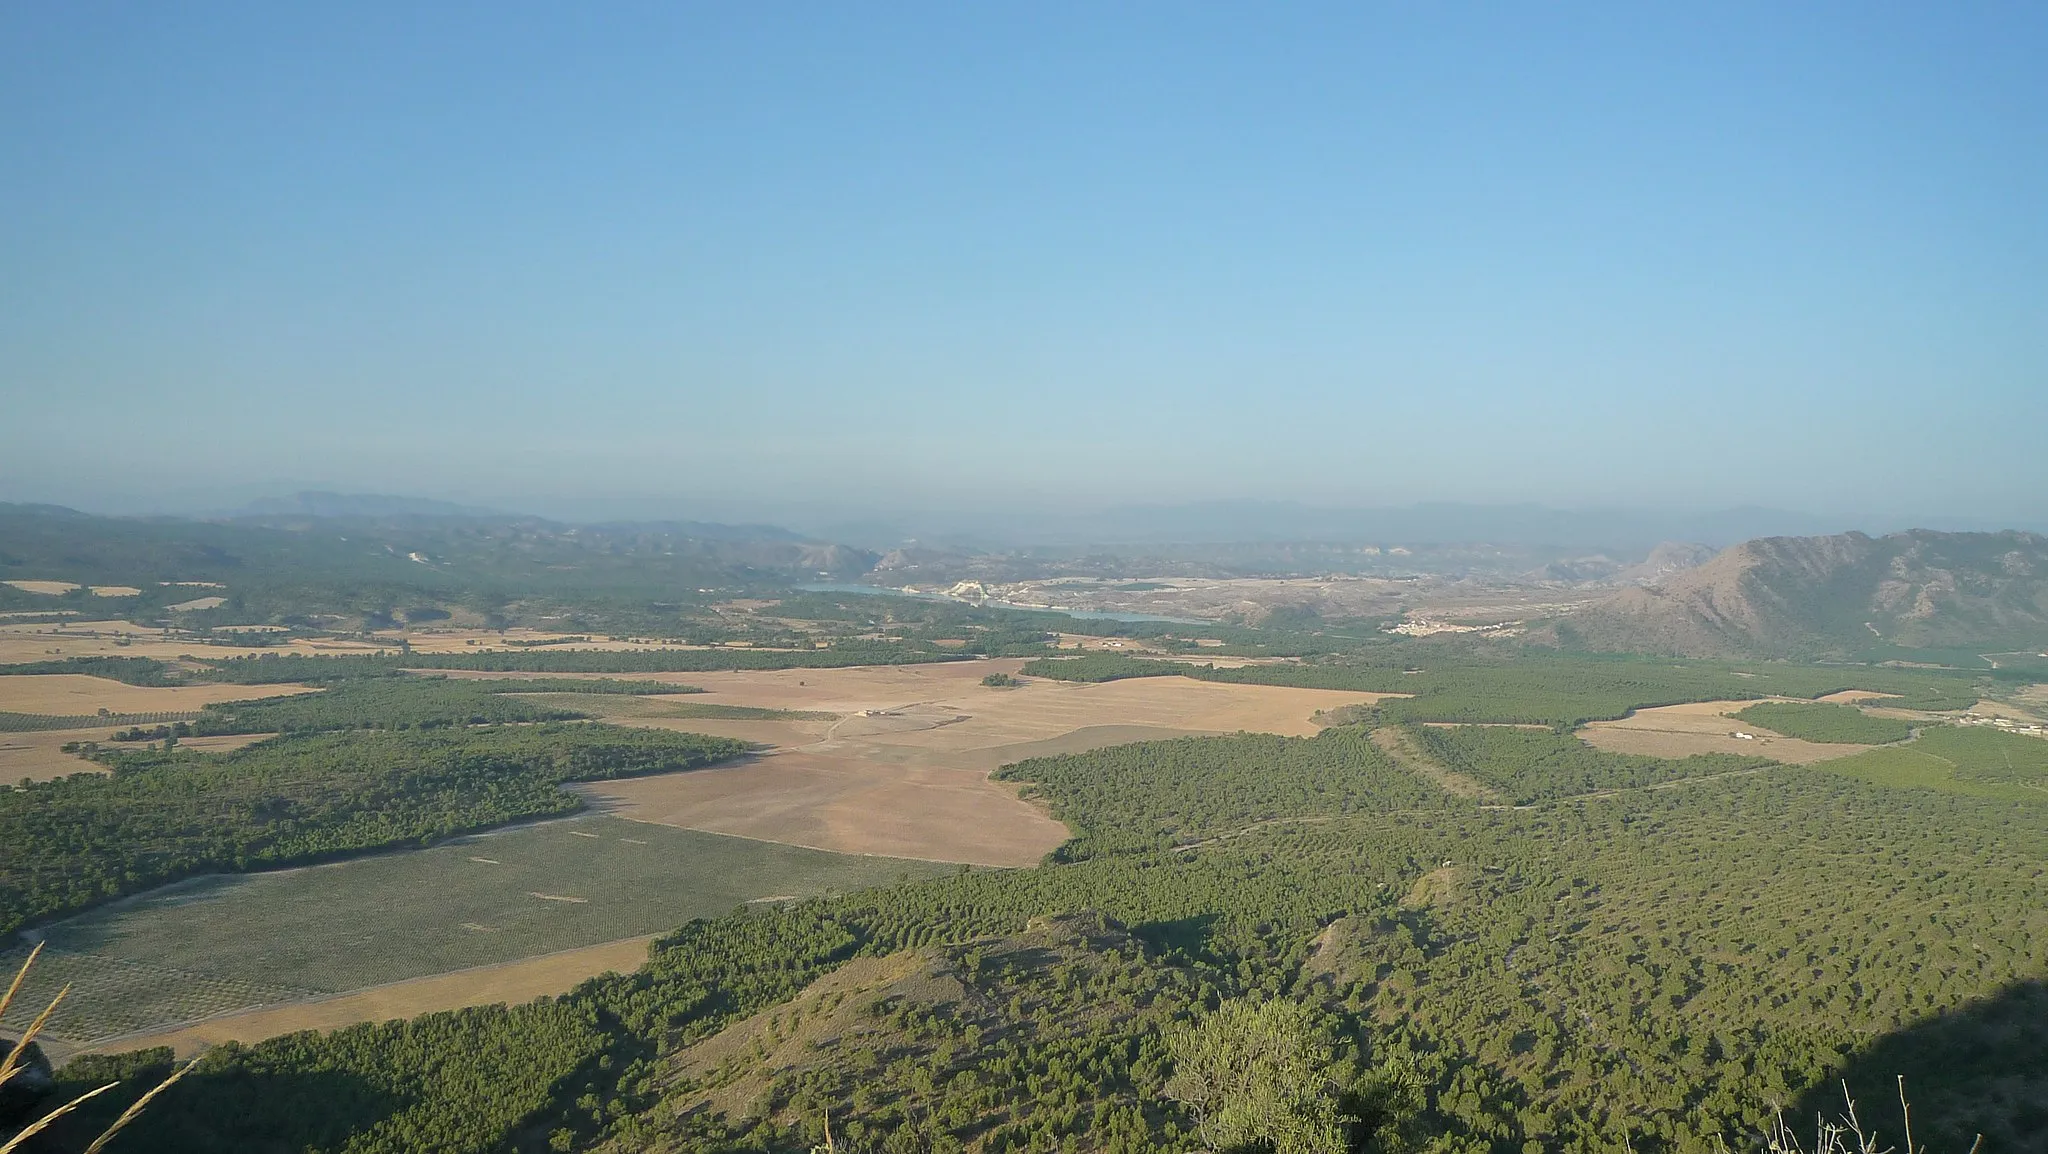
[3, 2, 2043, 522]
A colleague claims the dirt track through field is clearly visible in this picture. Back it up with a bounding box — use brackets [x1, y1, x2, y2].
[1369, 726, 1502, 801]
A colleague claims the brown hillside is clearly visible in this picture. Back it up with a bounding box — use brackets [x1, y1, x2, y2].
[1563, 530, 2048, 658]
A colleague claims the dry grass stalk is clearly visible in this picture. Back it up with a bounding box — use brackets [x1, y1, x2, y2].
[0, 945, 198, 1154]
[1763, 1080, 1983, 1154]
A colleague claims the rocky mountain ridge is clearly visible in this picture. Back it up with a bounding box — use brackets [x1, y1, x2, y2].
[1563, 529, 2048, 658]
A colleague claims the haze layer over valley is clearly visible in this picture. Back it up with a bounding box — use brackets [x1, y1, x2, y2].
[5, 4, 2046, 1153]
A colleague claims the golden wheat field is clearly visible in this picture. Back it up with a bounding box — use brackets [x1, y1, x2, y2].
[3, 579, 82, 595]
[567, 661, 1405, 864]
[0, 728, 275, 784]
[0, 673, 316, 716]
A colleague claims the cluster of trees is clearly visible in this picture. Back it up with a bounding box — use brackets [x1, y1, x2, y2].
[185, 679, 592, 735]
[641, 912, 1208, 1154]
[996, 728, 1447, 858]
[1018, 654, 1189, 683]
[497, 634, 593, 647]
[0, 709, 196, 735]
[1731, 702, 1913, 744]
[0, 723, 745, 935]
[109, 722, 190, 742]
[1409, 725, 1772, 804]
[0, 656, 185, 685]
[50, 1002, 615, 1153]
[454, 676, 706, 695]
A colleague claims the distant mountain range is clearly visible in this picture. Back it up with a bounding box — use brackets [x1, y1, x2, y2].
[237, 491, 509, 519]
[1561, 530, 2048, 658]
[12, 495, 2048, 660]
[0, 500, 876, 592]
[232, 492, 821, 546]
[795, 501, 2048, 553]
[802, 501, 1872, 551]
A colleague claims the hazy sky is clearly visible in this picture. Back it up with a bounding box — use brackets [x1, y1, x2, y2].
[3, 3, 2044, 521]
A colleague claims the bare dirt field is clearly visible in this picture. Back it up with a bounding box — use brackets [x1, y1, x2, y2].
[1963, 698, 2046, 723]
[166, 596, 228, 612]
[1579, 700, 1874, 764]
[97, 935, 659, 1059]
[0, 581, 140, 597]
[468, 659, 1400, 737]
[578, 748, 1072, 866]
[0, 729, 274, 784]
[0, 728, 109, 782]
[1816, 690, 1900, 704]
[570, 661, 1406, 865]
[3, 580, 80, 595]
[0, 673, 315, 716]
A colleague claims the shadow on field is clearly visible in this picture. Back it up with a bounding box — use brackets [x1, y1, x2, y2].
[1790, 977, 2048, 1153]
[35, 1054, 405, 1154]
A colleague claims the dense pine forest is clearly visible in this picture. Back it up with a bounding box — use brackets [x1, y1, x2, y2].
[16, 680, 2045, 1153]
[41, 738, 2048, 1153]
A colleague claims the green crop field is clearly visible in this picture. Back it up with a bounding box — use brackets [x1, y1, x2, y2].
[0, 815, 953, 1046]
[1813, 724, 2048, 801]
[1731, 700, 1914, 744]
